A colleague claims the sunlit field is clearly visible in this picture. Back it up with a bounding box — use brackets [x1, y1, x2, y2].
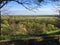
[0, 15, 60, 45]
[1, 15, 60, 39]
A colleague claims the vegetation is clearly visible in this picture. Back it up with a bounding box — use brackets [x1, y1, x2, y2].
[0, 15, 60, 40]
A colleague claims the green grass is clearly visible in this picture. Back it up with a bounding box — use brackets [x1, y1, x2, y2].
[46, 29, 60, 34]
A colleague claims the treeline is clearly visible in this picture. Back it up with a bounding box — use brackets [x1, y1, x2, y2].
[0, 16, 60, 40]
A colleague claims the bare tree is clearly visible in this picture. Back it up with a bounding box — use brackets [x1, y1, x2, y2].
[0, 0, 60, 35]
[0, 0, 59, 9]
[0, 0, 44, 9]
[52, 0, 60, 15]
[0, 0, 60, 13]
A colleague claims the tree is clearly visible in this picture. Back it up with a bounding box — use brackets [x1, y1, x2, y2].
[0, 0, 60, 36]
[0, 0, 59, 9]
[0, 0, 44, 9]
[0, 0, 60, 15]
[47, 24, 56, 31]
[52, 0, 60, 15]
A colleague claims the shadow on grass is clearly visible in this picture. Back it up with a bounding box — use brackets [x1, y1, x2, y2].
[0, 38, 60, 45]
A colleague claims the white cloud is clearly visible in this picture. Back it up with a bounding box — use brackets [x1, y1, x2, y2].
[37, 7, 53, 11]
[2, 7, 57, 15]
[8, 8, 26, 11]
[6, 7, 54, 12]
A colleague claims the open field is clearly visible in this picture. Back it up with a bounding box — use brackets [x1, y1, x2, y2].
[1, 15, 60, 39]
[0, 15, 60, 45]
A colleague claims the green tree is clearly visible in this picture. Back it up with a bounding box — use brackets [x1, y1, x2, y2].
[47, 24, 55, 31]
[39, 23, 47, 34]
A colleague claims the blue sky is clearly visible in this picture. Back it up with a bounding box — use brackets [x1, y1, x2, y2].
[1, 1, 59, 15]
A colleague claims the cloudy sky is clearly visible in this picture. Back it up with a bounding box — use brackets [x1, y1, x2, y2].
[1, 1, 59, 15]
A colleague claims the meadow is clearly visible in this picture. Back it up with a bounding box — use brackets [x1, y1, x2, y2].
[0, 15, 60, 40]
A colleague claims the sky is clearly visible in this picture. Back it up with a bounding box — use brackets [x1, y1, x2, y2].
[1, 1, 59, 15]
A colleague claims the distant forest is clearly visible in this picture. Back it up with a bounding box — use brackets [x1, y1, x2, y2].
[0, 16, 60, 40]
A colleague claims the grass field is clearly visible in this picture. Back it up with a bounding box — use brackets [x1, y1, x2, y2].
[0, 15, 60, 39]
